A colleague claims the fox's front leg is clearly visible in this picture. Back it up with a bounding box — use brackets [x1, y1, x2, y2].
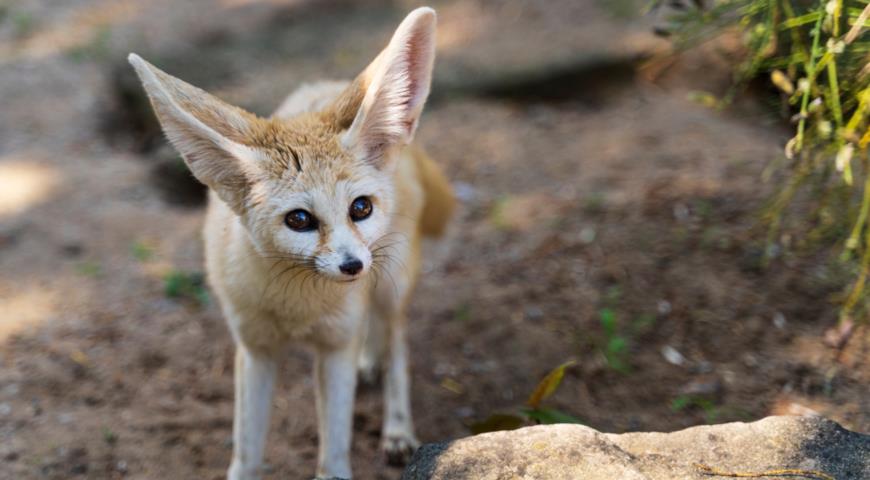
[228, 345, 277, 480]
[314, 339, 361, 479]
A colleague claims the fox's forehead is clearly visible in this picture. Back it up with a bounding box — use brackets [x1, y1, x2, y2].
[249, 156, 387, 216]
[241, 114, 389, 208]
[243, 113, 356, 181]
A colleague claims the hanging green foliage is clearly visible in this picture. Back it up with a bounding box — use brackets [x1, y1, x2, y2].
[666, 0, 870, 322]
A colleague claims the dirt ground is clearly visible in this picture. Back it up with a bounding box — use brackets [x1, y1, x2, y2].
[0, 1, 867, 479]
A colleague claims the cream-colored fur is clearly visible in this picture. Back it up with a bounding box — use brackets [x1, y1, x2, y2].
[129, 7, 453, 480]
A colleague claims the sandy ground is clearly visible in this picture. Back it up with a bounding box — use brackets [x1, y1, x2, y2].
[0, 1, 867, 479]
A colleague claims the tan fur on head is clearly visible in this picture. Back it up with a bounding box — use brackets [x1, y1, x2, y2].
[128, 7, 439, 282]
[128, 5, 436, 203]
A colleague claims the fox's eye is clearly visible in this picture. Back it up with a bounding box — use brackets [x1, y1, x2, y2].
[285, 209, 318, 232]
[349, 196, 373, 222]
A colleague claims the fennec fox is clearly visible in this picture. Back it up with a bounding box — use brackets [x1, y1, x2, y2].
[128, 7, 453, 479]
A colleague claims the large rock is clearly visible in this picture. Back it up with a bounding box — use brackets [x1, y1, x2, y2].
[402, 416, 869, 480]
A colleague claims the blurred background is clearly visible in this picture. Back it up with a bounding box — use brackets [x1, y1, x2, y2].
[0, 0, 867, 478]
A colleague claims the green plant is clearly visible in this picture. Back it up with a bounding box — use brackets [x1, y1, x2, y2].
[163, 270, 209, 306]
[75, 261, 102, 277]
[452, 303, 473, 323]
[600, 0, 639, 19]
[488, 195, 512, 230]
[671, 394, 754, 424]
[583, 192, 607, 214]
[592, 284, 659, 373]
[671, 394, 721, 423]
[101, 426, 118, 445]
[11, 11, 35, 38]
[67, 25, 112, 62]
[130, 241, 154, 262]
[468, 361, 583, 434]
[599, 307, 631, 373]
[667, 1, 870, 323]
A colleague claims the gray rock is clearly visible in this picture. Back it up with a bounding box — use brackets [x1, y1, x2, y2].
[403, 416, 869, 480]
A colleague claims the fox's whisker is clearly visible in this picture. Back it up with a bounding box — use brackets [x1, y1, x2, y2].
[260, 262, 305, 308]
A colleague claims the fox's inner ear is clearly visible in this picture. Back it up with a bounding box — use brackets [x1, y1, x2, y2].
[340, 7, 436, 169]
[128, 54, 265, 213]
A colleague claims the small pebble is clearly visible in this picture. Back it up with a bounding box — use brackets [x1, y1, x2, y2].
[773, 312, 787, 329]
[524, 305, 543, 319]
[469, 360, 497, 373]
[1, 384, 19, 397]
[453, 182, 476, 203]
[679, 377, 723, 397]
[694, 360, 713, 374]
[661, 345, 685, 366]
[434, 362, 458, 377]
[742, 352, 759, 367]
[657, 300, 672, 316]
[455, 406, 475, 418]
[673, 203, 690, 222]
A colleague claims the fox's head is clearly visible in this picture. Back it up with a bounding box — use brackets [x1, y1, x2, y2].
[129, 8, 436, 282]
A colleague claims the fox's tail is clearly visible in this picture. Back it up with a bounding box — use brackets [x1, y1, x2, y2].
[413, 147, 456, 238]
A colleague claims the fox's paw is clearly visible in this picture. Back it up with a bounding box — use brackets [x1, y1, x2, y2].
[228, 461, 271, 480]
[382, 434, 420, 466]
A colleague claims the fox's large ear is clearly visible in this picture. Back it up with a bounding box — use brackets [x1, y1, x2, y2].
[128, 54, 266, 213]
[340, 7, 436, 168]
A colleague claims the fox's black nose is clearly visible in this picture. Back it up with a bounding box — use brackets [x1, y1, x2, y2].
[339, 258, 363, 276]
